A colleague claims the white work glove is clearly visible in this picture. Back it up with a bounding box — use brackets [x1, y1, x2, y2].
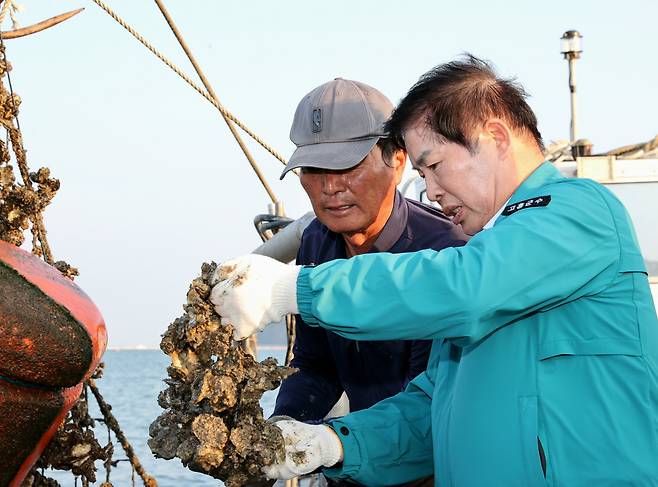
[264, 419, 343, 480]
[209, 254, 301, 340]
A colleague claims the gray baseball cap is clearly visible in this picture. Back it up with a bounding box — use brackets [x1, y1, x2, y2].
[280, 78, 394, 179]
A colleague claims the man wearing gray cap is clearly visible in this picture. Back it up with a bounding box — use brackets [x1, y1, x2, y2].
[271, 78, 467, 485]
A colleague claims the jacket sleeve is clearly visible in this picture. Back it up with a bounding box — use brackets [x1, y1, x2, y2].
[272, 315, 343, 421]
[297, 182, 621, 346]
[323, 345, 438, 485]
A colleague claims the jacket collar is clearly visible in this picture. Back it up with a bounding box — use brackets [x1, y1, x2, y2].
[493, 161, 563, 227]
[370, 190, 408, 253]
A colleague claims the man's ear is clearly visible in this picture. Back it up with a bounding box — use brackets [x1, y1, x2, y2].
[392, 149, 407, 184]
[482, 119, 511, 155]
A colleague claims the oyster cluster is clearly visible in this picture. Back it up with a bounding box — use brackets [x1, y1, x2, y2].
[148, 262, 295, 486]
[30, 396, 108, 483]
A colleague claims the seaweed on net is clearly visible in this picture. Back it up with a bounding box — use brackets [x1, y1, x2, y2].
[149, 262, 296, 487]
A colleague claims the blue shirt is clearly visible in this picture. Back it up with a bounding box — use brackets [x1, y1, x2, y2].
[273, 191, 467, 421]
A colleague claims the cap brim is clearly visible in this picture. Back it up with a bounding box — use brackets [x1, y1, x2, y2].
[280, 137, 379, 179]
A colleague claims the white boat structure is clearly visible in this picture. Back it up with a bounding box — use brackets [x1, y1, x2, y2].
[554, 143, 658, 304]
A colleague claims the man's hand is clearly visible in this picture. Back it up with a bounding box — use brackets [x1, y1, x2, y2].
[264, 419, 343, 480]
[209, 254, 301, 340]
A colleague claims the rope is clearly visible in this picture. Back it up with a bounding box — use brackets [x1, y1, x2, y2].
[0, 37, 55, 263]
[153, 0, 279, 204]
[8, 0, 19, 29]
[0, 0, 21, 30]
[0, 1, 12, 27]
[88, 379, 158, 487]
[90, 0, 289, 168]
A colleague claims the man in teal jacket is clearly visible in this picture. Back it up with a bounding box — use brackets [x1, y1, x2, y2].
[211, 56, 658, 486]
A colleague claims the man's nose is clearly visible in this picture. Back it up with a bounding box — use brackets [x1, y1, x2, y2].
[322, 173, 346, 195]
[425, 177, 444, 203]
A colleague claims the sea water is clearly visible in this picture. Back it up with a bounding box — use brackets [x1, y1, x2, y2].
[45, 348, 286, 486]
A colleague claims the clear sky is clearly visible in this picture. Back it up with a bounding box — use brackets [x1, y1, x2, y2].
[6, 0, 657, 347]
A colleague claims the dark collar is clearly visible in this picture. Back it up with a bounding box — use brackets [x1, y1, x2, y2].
[369, 190, 409, 253]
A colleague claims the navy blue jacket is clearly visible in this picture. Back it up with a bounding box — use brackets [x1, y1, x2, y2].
[273, 192, 468, 421]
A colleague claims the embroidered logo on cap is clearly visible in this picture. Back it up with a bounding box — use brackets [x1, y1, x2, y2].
[312, 108, 322, 133]
[502, 195, 551, 216]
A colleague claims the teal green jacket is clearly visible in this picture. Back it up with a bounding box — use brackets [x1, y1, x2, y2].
[296, 162, 658, 486]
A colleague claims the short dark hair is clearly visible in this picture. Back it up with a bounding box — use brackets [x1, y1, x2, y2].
[385, 54, 544, 153]
[376, 137, 400, 165]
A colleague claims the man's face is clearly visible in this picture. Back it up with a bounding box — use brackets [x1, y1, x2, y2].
[299, 144, 403, 236]
[403, 122, 501, 235]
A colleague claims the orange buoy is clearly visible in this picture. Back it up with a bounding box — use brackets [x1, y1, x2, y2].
[0, 240, 107, 486]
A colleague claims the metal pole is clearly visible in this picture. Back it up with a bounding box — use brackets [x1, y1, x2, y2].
[153, 0, 279, 205]
[568, 56, 578, 143]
